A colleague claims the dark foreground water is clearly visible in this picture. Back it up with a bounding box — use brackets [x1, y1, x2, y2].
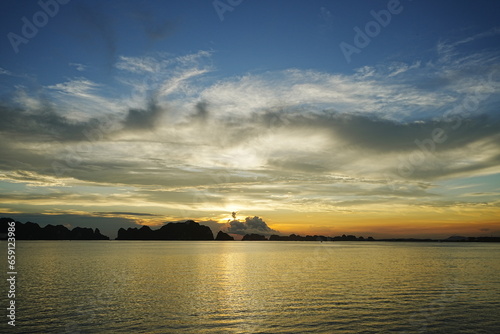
[2, 241, 500, 333]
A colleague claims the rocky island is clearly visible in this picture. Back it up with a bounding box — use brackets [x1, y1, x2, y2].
[0, 218, 109, 240]
[116, 220, 214, 240]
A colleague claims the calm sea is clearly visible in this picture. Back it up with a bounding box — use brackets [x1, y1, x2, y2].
[3, 241, 500, 333]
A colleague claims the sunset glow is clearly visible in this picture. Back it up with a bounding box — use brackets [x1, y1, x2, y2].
[1, 0, 499, 239]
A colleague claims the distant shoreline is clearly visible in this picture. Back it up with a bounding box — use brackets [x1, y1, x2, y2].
[3, 240, 500, 243]
[2, 218, 499, 242]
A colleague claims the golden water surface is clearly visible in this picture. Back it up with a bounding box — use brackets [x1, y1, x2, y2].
[8, 241, 500, 333]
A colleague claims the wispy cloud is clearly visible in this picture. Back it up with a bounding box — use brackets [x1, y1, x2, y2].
[47, 78, 123, 120]
[437, 27, 500, 63]
[387, 61, 421, 77]
[69, 63, 87, 72]
[0, 67, 14, 76]
[48, 78, 100, 96]
[116, 55, 162, 74]
[0, 170, 75, 187]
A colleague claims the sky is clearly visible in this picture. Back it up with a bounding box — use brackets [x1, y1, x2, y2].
[0, 0, 499, 239]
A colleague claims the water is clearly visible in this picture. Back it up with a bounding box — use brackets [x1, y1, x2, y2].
[3, 241, 500, 333]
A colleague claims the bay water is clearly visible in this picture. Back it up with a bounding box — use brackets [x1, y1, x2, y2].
[4, 241, 500, 333]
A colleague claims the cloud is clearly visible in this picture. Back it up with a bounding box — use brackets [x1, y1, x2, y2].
[69, 63, 87, 72]
[199, 67, 459, 120]
[1, 95, 499, 194]
[115, 51, 212, 75]
[387, 61, 421, 77]
[0, 170, 75, 187]
[93, 212, 159, 217]
[0, 67, 13, 76]
[1, 34, 500, 224]
[122, 99, 166, 131]
[116, 55, 162, 74]
[0, 101, 90, 141]
[47, 78, 122, 120]
[437, 27, 500, 63]
[190, 101, 209, 123]
[225, 216, 279, 236]
[115, 51, 213, 112]
[48, 78, 100, 97]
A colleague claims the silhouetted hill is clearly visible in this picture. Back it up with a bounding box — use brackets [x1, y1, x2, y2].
[3, 217, 499, 242]
[377, 238, 434, 242]
[116, 225, 155, 240]
[269, 234, 325, 241]
[242, 233, 267, 241]
[116, 220, 214, 240]
[442, 236, 500, 242]
[0, 217, 109, 240]
[215, 231, 234, 240]
[444, 235, 467, 241]
[269, 233, 375, 241]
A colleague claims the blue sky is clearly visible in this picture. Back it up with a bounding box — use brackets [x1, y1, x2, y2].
[1, 0, 499, 238]
[3, 0, 499, 83]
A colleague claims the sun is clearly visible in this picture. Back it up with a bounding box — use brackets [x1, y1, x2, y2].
[215, 211, 240, 224]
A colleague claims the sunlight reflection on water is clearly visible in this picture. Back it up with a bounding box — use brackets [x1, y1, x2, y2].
[8, 241, 500, 333]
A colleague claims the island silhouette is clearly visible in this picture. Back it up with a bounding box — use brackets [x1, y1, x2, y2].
[0, 218, 109, 240]
[116, 220, 214, 240]
[215, 231, 234, 240]
[2, 217, 499, 242]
